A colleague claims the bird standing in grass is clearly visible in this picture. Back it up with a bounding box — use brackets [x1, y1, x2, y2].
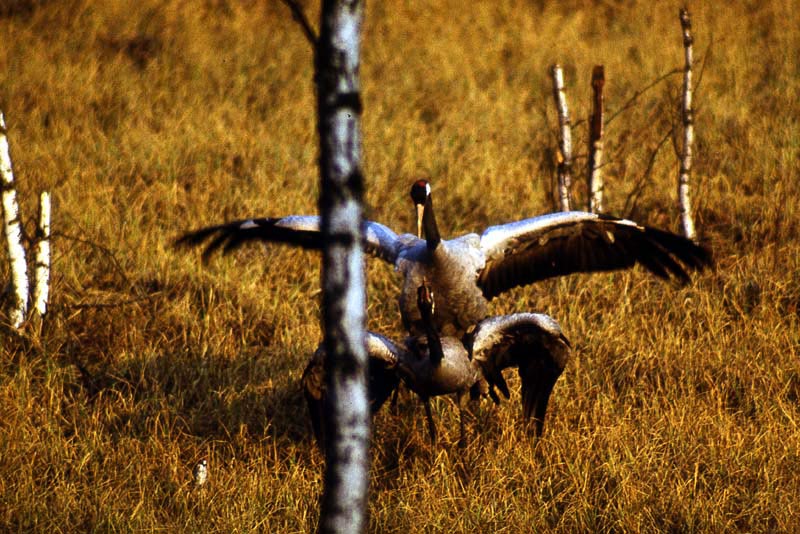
[304, 281, 571, 445]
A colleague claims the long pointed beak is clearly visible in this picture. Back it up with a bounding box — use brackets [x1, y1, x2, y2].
[415, 203, 425, 239]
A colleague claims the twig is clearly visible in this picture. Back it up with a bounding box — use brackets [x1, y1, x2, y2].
[279, 0, 318, 47]
[606, 68, 682, 126]
[51, 231, 135, 292]
[54, 297, 152, 310]
[623, 130, 671, 217]
[694, 33, 714, 95]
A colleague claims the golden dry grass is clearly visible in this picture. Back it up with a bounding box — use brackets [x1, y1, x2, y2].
[1, 0, 799, 531]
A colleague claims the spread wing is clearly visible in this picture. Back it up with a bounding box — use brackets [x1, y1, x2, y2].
[175, 215, 404, 264]
[477, 211, 712, 300]
[303, 332, 401, 447]
[471, 313, 571, 437]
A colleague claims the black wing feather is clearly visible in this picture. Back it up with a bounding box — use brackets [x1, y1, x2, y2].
[471, 314, 571, 437]
[174, 218, 324, 263]
[175, 216, 404, 263]
[478, 214, 712, 300]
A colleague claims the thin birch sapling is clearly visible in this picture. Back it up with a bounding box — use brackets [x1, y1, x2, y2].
[0, 112, 29, 328]
[32, 191, 51, 318]
[550, 64, 573, 212]
[678, 7, 697, 240]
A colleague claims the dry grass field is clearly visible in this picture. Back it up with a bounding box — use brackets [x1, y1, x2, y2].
[1, 0, 799, 531]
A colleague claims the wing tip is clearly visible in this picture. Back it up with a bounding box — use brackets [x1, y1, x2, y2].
[641, 225, 714, 283]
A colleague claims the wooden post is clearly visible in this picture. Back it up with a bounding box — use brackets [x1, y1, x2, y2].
[587, 65, 605, 213]
[550, 64, 573, 212]
[0, 112, 29, 328]
[315, 1, 369, 533]
[678, 7, 697, 240]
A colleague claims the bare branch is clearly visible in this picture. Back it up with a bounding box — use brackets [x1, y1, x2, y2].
[53, 297, 151, 310]
[693, 33, 714, 95]
[280, 0, 318, 47]
[550, 64, 572, 212]
[624, 130, 671, 218]
[51, 231, 134, 291]
[606, 67, 682, 126]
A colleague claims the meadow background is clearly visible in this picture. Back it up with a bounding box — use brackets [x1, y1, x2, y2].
[1, 0, 799, 531]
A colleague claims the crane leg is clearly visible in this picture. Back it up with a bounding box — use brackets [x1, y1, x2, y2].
[423, 399, 437, 445]
[456, 391, 469, 448]
[390, 383, 401, 414]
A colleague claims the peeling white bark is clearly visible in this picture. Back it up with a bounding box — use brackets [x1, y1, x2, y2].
[551, 64, 572, 212]
[587, 65, 605, 214]
[0, 112, 29, 328]
[678, 8, 697, 240]
[32, 191, 51, 318]
[316, 1, 369, 533]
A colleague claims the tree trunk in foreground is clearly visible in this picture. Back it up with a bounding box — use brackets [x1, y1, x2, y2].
[315, 1, 369, 533]
[587, 65, 605, 213]
[550, 64, 572, 212]
[0, 112, 29, 328]
[678, 7, 697, 240]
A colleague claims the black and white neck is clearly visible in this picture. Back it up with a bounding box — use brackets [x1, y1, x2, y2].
[416, 283, 444, 366]
[410, 179, 441, 252]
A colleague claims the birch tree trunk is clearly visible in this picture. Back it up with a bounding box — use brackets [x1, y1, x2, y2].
[587, 65, 605, 213]
[678, 8, 697, 240]
[315, 1, 369, 533]
[0, 112, 29, 328]
[550, 64, 572, 211]
[32, 191, 51, 318]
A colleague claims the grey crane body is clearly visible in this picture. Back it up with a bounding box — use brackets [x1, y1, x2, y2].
[396, 235, 487, 337]
[398, 335, 481, 399]
[304, 296, 571, 445]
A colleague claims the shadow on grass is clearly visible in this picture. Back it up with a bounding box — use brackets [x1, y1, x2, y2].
[39, 273, 323, 460]
[69, 345, 315, 448]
